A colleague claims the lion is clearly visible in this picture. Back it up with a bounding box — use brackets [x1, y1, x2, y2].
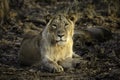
[19, 13, 81, 72]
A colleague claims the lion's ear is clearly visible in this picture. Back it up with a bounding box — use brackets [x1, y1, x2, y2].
[68, 13, 78, 23]
[45, 14, 52, 23]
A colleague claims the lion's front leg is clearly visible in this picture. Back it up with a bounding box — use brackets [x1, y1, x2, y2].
[58, 56, 83, 70]
[58, 58, 73, 70]
[41, 59, 64, 73]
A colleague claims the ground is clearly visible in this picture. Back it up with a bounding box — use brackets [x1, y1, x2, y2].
[0, 0, 120, 80]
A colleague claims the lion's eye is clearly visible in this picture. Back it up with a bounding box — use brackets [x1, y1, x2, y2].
[65, 23, 69, 28]
[65, 23, 68, 26]
[52, 24, 57, 29]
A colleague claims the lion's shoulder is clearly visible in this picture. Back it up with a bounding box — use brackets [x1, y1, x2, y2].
[22, 31, 41, 39]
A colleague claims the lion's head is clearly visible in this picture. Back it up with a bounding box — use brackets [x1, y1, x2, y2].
[42, 14, 77, 46]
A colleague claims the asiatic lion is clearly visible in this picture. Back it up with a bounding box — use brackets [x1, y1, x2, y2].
[19, 13, 80, 72]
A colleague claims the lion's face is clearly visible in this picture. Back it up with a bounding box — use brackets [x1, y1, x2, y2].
[43, 14, 76, 46]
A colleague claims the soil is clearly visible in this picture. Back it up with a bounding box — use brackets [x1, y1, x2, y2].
[0, 0, 120, 80]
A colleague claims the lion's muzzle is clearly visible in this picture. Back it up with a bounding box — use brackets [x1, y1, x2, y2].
[56, 33, 67, 45]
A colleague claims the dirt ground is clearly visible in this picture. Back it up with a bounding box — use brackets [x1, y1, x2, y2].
[0, 0, 120, 80]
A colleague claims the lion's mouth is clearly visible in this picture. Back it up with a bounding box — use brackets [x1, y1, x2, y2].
[56, 40, 66, 46]
[56, 39, 67, 45]
[56, 39, 66, 42]
[56, 37, 67, 42]
[55, 37, 67, 45]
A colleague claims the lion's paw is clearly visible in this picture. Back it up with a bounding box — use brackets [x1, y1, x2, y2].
[42, 62, 64, 73]
[52, 65, 64, 73]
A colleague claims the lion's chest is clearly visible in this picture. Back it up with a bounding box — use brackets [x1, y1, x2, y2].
[48, 46, 72, 62]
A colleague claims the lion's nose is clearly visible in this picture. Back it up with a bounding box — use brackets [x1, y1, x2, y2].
[58, 34, 64, 38]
